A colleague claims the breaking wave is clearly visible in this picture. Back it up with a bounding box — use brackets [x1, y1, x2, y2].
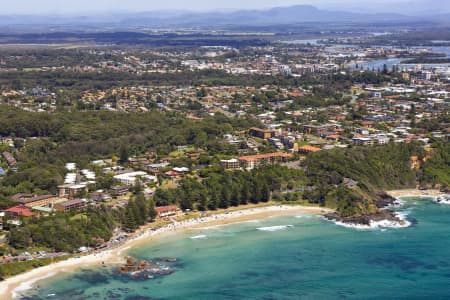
[257, 225, 293, 232]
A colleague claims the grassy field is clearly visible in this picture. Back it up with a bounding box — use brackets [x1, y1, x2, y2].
[0, 255, 72, 279]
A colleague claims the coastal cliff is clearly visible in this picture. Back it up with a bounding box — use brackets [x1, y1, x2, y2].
[303, 141, 449, 225]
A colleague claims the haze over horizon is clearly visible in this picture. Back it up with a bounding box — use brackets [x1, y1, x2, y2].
[2, 0, 450, 16]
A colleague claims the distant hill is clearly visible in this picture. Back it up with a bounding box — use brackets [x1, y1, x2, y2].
[119, 5, 415, 27]
[0, 5, 447, 30]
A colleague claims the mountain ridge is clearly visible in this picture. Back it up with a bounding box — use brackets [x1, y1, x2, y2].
[0, 5, 446, 29]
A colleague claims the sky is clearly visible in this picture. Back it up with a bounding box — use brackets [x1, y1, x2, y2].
[0, 0, 444, 15]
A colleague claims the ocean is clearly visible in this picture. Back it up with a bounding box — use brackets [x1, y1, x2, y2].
[20, 197, 450, 299]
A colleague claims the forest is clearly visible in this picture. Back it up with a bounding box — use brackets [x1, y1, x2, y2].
[153, 166, 304, 211]
[0, 106, 259, 198]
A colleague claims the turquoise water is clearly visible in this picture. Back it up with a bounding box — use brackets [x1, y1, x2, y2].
[21, 198, 450, 299]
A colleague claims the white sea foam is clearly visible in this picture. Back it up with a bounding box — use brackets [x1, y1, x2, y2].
[243, 220, 260, 223]
[433, 195, 450, 205]
[388, 198, 406, 208]
[256, 225, 293, 232]
[436, 199, 450, 204]
[12, 272, 56, 299]
[190, 235, 207, 239]
[326, 212, 411, 231]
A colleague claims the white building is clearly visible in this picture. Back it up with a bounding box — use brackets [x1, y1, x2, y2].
[114, 171, 157, 186]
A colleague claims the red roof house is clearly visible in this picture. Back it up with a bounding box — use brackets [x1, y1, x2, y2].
[4, 205, 34, 218]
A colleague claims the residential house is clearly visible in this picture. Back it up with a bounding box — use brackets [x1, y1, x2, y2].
[165, 170, 182, 179]
[298, 145, 321, 154]
[352, 137, 374, 146]
[148, 162, 170, 175]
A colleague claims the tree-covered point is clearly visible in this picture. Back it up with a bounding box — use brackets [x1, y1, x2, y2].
[420, 141, 450, 188]
[303, 141, 449, 217]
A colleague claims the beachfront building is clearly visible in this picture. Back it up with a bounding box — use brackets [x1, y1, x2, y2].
[238, 152, 293, 170]
[155, 205, 181, 219]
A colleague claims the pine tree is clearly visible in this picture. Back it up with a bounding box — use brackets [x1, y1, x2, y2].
[119, 146, 129, 164]
[230, 184, 240, 207]
[261, 182, 271, 203]
[207, 190, 218, 210]
[251, 179, 262, 204]
[219, 186, 231, 209]
[197, 192, 208, 211]
[240, 183, 250, 205]
[148, 199, 157, 221]
[124, 204, 137, 231]
[135, 192, 148, 225]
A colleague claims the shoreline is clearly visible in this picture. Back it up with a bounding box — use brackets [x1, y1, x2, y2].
[0, 204, 332, 300]
[386, 188, 447, 198]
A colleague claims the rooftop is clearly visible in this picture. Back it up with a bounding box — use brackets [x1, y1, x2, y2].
[156, 206, 179, 213]
[4, 205, 34, 217]
[58, 199, 86, 207]
[299, 145, 321, 152]
[239, 152, 293, 161]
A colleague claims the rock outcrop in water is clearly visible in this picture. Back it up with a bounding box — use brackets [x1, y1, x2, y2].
[324, 192, 412, 228]
[325, 209, 403, 226]
[119, 256, 176, 280]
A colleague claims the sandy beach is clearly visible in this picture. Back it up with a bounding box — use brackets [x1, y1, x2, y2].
[386, 188, 448, 198]
[0, 205, 332, 300]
